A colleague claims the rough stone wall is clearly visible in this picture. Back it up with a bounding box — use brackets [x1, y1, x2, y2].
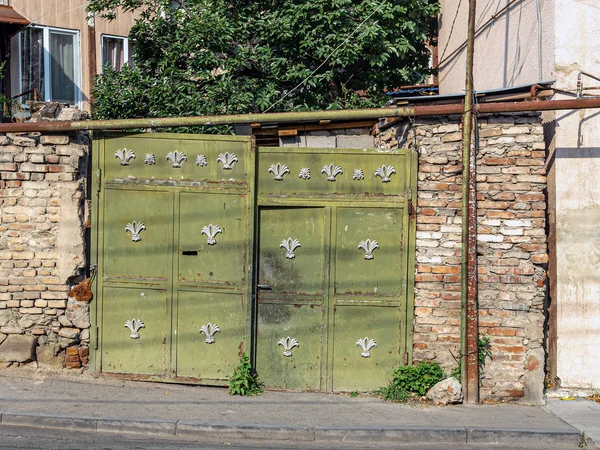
[377, 113, 548, 404]
[0, 113, 91, 369]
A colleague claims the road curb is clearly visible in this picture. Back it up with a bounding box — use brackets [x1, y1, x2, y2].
[0, 410, 582, 446]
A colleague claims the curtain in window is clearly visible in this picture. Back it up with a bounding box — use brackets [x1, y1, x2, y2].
[20, 28, 44, 101]
[102, 37, 125, 71]
[50, 32, 75, 103]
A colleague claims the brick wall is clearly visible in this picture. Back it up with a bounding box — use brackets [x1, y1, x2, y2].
[0, 116, 90, 369]
[377, 112, 548, 404]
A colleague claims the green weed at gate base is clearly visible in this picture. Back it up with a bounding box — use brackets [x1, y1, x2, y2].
[374, 361, 446, 402]
[228, 353, 264, 396]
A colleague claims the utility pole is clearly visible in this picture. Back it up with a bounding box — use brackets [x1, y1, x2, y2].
[461, 0, 479, 404]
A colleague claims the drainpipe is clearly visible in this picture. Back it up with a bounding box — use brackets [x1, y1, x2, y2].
[87, 9, 97, 106]
[461, 0, 479, 404]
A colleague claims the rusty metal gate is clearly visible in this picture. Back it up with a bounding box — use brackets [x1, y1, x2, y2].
[91, 133, 415, 391]
[255, 146, 415, 391]
[90, 133, 255, 384]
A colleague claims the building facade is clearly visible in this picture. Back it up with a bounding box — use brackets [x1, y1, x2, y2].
[1, 0, 137, 113]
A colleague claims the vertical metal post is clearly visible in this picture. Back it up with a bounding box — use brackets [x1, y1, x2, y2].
[461, 0, 479, 404]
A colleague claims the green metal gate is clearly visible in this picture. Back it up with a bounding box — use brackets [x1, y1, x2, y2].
[90, 133, 255, 384]
[255, 146, 415, 391]
[91, 134, 415, 391]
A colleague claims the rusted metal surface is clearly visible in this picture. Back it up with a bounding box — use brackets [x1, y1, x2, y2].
[87, 13, 97, 105]
[461, 0, 479, 404]
[5, 98, 600, 133]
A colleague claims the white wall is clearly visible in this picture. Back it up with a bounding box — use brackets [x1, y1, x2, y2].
[438, 0, 555, 94]
[554, 0, 600, 390]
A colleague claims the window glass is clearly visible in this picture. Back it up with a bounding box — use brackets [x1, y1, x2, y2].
[102, 37, 127, 71]
[20, 28, 44, 101]
[50, 31, 75, 103]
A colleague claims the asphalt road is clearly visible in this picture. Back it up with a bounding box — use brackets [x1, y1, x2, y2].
[0, 425, 579, 450]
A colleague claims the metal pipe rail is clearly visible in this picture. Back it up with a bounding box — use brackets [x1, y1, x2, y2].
[3, 97, 600, 133]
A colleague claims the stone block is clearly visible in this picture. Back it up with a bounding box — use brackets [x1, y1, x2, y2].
[0, 334, 36, 362]
[66, 298, 90, 328]
[0, 309, 12, 326]
[303, 135, 336, 148]
[58, 327, 80, 339]
[36, 344, 63, 368]
[336, 135, 374, 149]
[426, 377, 463, 405]
[40, 135, 70, 145]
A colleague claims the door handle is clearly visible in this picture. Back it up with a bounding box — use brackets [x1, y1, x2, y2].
[257, 284, 272, 290]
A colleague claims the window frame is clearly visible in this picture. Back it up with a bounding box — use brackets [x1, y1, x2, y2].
[16, 25, 82, 107]
[100, 34, 130, 72]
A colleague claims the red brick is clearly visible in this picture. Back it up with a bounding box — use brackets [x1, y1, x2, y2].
[443, 275, 461, 283]
[479, 201, 509, 210]
[432, 266, 460, 274]
[531, 254, 548, 264]
[483, 157, 515, 165]
[65, 355, 80, 362]
[66, 347, 79, 356]
[0, 163, 17, 171]
[415, 274, 443, 282]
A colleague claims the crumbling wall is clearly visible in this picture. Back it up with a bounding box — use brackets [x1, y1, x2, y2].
[0, 107, 91, 369]
[377, 112, 548, 404]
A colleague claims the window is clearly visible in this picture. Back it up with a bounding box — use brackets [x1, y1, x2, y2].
[11, 26, 81, 105]
[101, 35, 131, 71]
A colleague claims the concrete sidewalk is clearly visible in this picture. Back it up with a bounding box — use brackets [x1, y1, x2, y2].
[0, 368, 589, 447]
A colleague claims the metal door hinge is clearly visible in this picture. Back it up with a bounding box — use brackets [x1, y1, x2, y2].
[408, 199, 416, 220]
[95, 168, 101, 192]
[403, 351, 409, 365]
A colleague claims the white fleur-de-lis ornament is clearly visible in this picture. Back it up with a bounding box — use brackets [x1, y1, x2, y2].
[199, 323, 221, 344]
[299, 168, 311, 180]
[195, 155, 208, 167]
[217, 152, 238, 170]
[166, 150, 187, 168]
[201, 224, 222, 245]
[278, 336, 299, 357]
[144, 153, 156, 165]
[356, 337, 377, 358]
[374, 165, 396, 183]
[124, 318, 145, 339]
[358, 239, 379, 260]
[321, 164, 343, 181]
[125, 221, 146, 242]
[280, 238, 301, 259]
[115, 148, 136, 165]
[268, 163, 290, 181]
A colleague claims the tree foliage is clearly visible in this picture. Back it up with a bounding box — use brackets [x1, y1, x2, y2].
[89, 0, 439, 127]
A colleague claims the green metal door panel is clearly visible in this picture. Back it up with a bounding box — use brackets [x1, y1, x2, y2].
[258, 207, 327, 297]
[103, 189, 172, 283]
[176, 291, 245, 380]
[334, 207, 404, 298]
[103, 135, 249, 184]
[101, 286, 168, 375]
[257, 148, 407, 199]
[178, 192, 247, 286]
[332, 305, 401, 392]
[256, 303, 322, 390]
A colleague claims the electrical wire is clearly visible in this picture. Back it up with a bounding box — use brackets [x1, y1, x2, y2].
[22, 0, 71, 27]
[262, 1, 387, 114]
[438, 0, 463, 64]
